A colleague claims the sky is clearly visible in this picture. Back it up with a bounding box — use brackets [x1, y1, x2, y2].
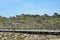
[0, 0, 60, 17]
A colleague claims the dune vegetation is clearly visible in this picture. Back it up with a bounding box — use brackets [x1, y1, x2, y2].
[0, 12, 60, 29]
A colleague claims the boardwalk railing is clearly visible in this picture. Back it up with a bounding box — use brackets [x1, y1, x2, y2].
[0, 28, 60, 32]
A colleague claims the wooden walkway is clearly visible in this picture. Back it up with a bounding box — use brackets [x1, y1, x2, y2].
[0, 28, 60, 34]
[0, 28, 60, 32]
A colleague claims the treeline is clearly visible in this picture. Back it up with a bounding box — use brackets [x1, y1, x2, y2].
[0, 12, 60, 29]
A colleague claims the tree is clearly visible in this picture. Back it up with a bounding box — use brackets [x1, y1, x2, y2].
[53, 12, 58, 18]
[44, 14, 49, 17]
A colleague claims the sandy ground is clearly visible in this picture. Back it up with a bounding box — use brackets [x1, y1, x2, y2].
[0, 32, 60, 40]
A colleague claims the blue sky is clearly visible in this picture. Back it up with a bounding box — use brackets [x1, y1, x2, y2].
[0, 0, 60, 17]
